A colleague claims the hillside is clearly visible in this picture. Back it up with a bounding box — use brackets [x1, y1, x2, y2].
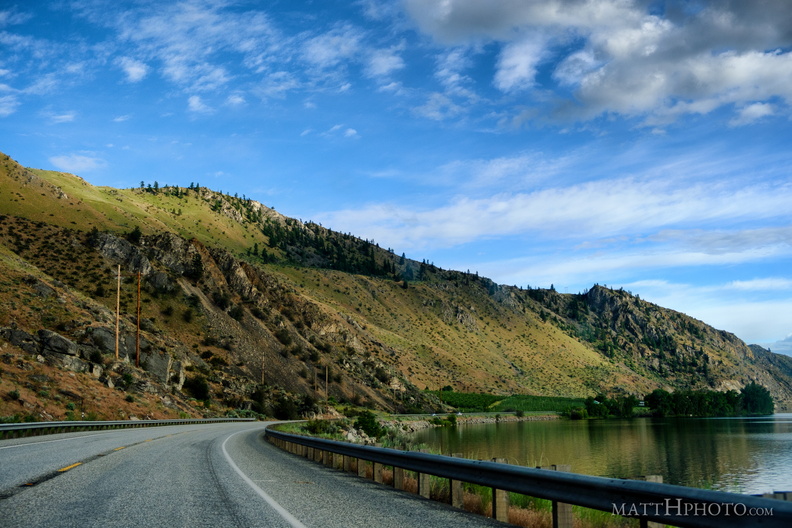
[2, 150, 791, 421]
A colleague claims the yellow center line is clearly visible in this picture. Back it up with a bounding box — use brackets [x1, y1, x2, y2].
[58, 462, 82, 472]
[113, 446, 126, 451]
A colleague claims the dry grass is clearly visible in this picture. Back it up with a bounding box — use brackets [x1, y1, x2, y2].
[403, 476, 418, 494]
[0, 346, 193, 421]
[508, 506, 553, 528]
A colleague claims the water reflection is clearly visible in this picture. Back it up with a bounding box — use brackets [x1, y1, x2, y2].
[412, 414, 792, 494]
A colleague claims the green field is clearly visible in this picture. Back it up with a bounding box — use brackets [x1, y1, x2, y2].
[429, 391, 504, 411]
[493, 395, 586, 413]
[428, 391, 585, 413]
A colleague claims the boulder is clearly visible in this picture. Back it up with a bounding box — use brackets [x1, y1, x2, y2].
[1, 327, 39, 354]
[90, 327, 116, 354]
[38, 329, 78, 356]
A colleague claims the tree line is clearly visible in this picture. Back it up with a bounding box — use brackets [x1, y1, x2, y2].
[645, 382, 773, 417]
[570, 382, 773, 419]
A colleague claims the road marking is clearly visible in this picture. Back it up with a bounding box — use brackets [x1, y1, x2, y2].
[57, 462, 82, 472]
[221, 431, 308, 528]
[113, 446, 126, 451]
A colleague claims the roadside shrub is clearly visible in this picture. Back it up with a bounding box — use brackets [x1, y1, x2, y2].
[184, 375, 210, 400]
[354, 410, 385, 438]
[305, 419, 339, 435]
[272, 395, 299, 420]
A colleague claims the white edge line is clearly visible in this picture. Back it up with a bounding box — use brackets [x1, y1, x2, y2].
[221, 429, 308, 528]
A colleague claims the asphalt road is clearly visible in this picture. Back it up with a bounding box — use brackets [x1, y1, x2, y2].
[0, 422, 507, 527]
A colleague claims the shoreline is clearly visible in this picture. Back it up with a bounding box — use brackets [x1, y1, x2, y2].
[385, 412, 560, 434]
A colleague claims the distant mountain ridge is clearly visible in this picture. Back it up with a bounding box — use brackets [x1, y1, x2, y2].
[1, 149, 791, 420]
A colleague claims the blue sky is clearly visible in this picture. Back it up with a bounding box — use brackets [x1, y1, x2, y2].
[2, 0, 792, 354]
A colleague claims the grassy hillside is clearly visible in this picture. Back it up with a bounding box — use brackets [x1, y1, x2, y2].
[2, 150, 791, 421]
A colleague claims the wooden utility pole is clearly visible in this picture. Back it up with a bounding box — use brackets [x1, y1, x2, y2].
[135, 271, 141, 367]
[115, 264, 120, 360]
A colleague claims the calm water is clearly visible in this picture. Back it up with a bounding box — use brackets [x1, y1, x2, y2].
[412, 414, 792, 495]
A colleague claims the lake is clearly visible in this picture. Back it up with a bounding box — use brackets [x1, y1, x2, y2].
[412, 414, 792, 495]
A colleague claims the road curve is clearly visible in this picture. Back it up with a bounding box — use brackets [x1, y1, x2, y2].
[0, 422, 506, 527]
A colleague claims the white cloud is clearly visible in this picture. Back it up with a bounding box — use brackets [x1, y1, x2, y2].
[730, 103, 775, 127]
[25, 74, 60, 95]
[725, 278, 792, 291]
[413, 92, 464, 120]
[225, 94, 246, 106]
[494, 34, 548, 91]
[255, 71, 300, 99]
[770, 334, 792, 356]
[687, 300, 792, 346]
[302, 25, 362, 69]
[366, 46, 405, 78]
[187, 95, 212, 114]
[113, 2, 280, 92]
[44, 110, 76, 123]
[435, 153, 554, 189]
[116, 56, 148, 82]
[316, 171, 792, 254]
[49, 153, 107, 173]
[434, 47, 478, 100]
[0, 9, 32, 27]
[0, 94, 19, 117]
[404, 0, 792, 123]
[113, 115, 131, 122]
[322, 124, 360, 139]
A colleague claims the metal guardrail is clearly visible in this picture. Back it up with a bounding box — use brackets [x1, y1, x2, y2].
[266, 428, 792, 528]
[0, 418, 256, 439]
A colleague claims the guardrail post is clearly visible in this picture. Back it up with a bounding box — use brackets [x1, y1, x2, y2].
[357, 458, 368, 478]
[374, 462, 384, 483]
[763, 491, 792, 501]
[542, 465, 572, 528]
[450, 453, 464, 508]
[491, 458, 510, 522]
[637, 475, 663, 528]
[418, 471, 431, 498]
[393, 466, 405, 490]
[417, 449, 431, 498]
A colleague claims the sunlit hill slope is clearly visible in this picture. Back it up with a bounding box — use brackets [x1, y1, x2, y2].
[1, 150, 791, 421]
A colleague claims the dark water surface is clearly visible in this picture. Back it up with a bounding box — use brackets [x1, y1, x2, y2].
[412, 414, 792, 494]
